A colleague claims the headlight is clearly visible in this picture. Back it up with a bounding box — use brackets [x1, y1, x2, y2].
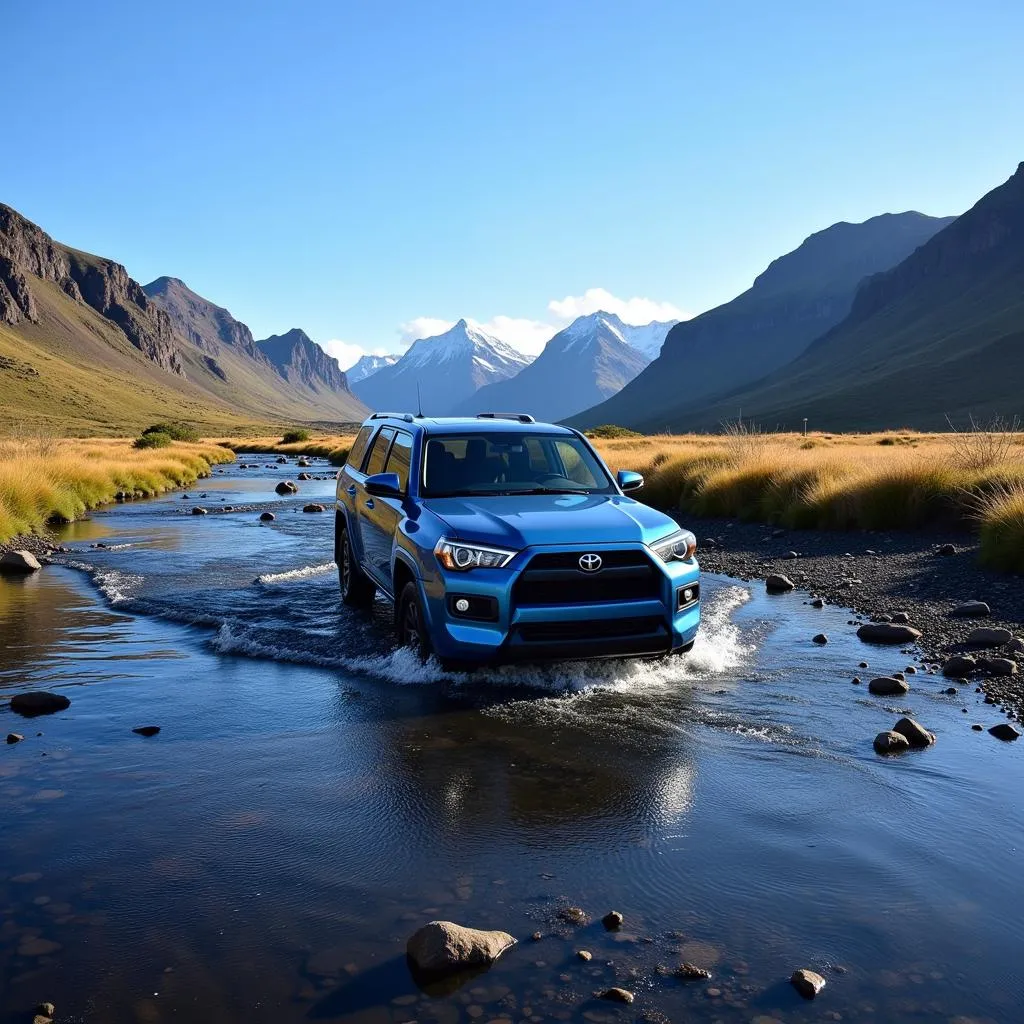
[434, 537, 517, 571]
[650, 529, 697, 563]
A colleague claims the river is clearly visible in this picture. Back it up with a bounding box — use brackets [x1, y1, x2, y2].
[1, 456, 1021, 1024]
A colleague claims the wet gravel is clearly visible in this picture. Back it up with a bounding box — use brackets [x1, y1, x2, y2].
[686, 516, 1024, 718]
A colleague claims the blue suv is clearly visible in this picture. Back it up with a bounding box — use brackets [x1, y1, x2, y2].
[335, 413, 700, 666]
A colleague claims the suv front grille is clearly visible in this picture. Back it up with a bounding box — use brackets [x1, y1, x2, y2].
[516, 617, 664, 644]
[512, 549, 661, 606]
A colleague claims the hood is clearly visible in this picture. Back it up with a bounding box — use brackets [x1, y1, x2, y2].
[421, 493, 678, 549]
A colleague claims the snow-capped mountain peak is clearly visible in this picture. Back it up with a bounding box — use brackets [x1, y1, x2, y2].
[346, 353, 397, 384]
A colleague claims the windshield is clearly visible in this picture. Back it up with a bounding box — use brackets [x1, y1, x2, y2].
[422, 432, 615, 497]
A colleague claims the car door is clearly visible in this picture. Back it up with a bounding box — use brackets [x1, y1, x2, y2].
[360, 429, 413, 588]
[354, 426, 395, 580]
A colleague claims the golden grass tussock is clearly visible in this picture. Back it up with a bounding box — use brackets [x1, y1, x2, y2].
[222, 436, 355, 466]
[0, 437, 235, 543]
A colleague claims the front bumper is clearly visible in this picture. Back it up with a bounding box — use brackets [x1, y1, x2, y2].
[419, 542, 700, 664]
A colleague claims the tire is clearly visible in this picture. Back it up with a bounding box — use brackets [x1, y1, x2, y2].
[337, 517, 376, 607]
[396, 581, 433, 661]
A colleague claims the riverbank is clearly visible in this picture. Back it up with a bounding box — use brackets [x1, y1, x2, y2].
[690, 514, 1024, 715]
[0, 437, 236, 543]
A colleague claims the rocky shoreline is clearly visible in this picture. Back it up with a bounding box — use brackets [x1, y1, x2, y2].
[686, 515, 1024, 717]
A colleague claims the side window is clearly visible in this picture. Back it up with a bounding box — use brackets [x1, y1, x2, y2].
[384, 431, 413, 492]
[525, 438, 551, 473]
[552, 440, 600, 486]
[364, 427, 395, 476]
[346, 426, 373, 470]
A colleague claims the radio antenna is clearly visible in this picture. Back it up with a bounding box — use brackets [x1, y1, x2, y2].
[416, 382, 424, 418]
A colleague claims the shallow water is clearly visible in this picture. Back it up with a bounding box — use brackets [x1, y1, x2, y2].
[1, 457, 1022, 1024]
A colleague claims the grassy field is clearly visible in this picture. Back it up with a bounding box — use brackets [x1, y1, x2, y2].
[221, 427, 1024, 572]
[0, 437, 236, 543]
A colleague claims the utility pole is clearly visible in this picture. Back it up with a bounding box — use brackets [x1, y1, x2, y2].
[802, 417, 808, 437]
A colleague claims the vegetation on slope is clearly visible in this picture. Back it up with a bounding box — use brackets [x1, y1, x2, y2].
[0, 436, 235, 542]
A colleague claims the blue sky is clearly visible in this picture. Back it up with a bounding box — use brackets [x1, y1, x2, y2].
[4, 0, 1022, 367]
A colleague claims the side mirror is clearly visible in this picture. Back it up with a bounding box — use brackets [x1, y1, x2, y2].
[617, 470, 644, 493]
[364, 472, 403, 498]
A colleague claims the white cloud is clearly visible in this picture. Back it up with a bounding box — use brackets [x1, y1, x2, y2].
[472, 316, 553, 356]
[398, 317, 455, 346]
[548, 287, 689, 326]
[319, 339, 392, 372]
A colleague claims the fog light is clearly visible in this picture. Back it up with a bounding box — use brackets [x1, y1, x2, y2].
[683, 588, 694, 603]
[455, 598, 470, 613]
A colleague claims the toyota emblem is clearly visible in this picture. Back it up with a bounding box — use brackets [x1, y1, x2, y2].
[578, 553, 603, 572]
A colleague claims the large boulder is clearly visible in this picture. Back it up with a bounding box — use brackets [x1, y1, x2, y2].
[989, 723, 1021, 742]
[966, 627, 1013, 647]
[868, 677, 910, 696]
[0, 550, 42, 573]
[978, 657, 1017, 677]
[406, 921, 515, 975]
[952, 600, 990, 618]
[766, 574, 795, 593]
[791, 969, 827, 999]
[892, 717, 935, 748]
[302, 503, 326, 514]
[10, 691, 70, 716]
[275, 481, 298, 495]
[857, 622, 921, 644]
[942, 655, 977, 677]
[874, 731, 911, 755]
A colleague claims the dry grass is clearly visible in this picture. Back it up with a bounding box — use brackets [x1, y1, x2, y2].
[83, 427, 1024, 572]
[220, 435, 355, 466]
[0, 436, 236, 543]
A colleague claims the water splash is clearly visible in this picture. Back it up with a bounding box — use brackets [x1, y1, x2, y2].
[256, 562, 336, 585]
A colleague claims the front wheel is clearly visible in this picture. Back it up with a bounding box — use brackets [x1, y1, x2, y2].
[396, 581, 433, 661]
[337, 518, 376, 607]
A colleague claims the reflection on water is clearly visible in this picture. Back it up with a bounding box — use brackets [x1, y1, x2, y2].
[1, 457, 1023, 1024]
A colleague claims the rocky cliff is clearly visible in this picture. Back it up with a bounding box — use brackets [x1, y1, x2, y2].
[259, 328, 353, 393]
[0, 205, 183, 374]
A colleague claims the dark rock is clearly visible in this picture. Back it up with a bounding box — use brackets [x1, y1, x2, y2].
[766, 574, 795, 593]
[812, 633, 828, 645]
[259, 511, 276, 521]
[811, 597, 825, 608]
[859, 662, 869, 668]
[791, 968, 826, 999]
[874, 730, 911, 754]
[531, 931, 542, 941]
[989, 723, 1021, 741]
[676, 963, 712, 980]
[937, 543, 957, 556]
[782, 551, 799, 559]
[868, 677, 910, 696]
[297, 472, 312, 481]
[978, 657, 1016, 677]
[577, 950, 592, 961]
[406, 920, 515, 974]
[599, 988, 634, 1004]
[943, 655, 977, 677]
[275, 481, 298, 495]
[966, 627, 1013, 647]
[6, 733, 24, 744]
[952, 600, 991, 618]
[191, 507, 208, 516]
[972, 724, 984, 731]
[559, 906, 588, 925]
[944, 687, 958, 695]
[892, 612, 911, 624]
[857, 623, 921, 644]
[0, 550, 42, 573]
[276, 456, 288, 464]
[132, 726, 161, 737]
[852, 677, 861, 684]
[602, 910, 623, 930]
[302, 503, 326, 513]
[893, 717, 935, 748]
[10, 691, 70, 716]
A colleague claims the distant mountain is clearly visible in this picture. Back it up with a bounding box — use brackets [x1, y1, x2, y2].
[615, 319, 678, 360]
[453, 312, 651, 422]
[346, 353, 397, 384]
[0, 201, 365, 433]
[353, 319, 531, 415]
[572, 210, 955, 431]
[665, 163, 1024, 431]
[144, 279, 366, 423]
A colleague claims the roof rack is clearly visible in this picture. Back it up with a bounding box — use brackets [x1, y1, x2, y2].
[369, 412, 415, 422]
[476, 412, 536, 423]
